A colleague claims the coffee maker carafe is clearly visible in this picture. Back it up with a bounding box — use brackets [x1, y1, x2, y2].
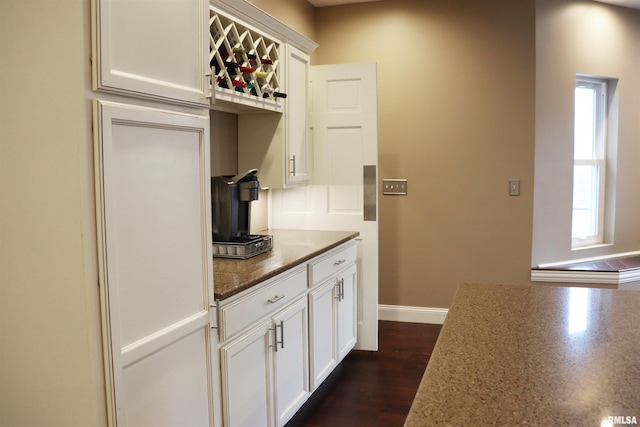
[211, 169, 259, 242]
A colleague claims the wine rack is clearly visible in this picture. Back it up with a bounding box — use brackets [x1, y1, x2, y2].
[209, 8, 284, 112]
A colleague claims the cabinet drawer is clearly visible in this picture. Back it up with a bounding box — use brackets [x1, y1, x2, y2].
[219, 266, 307, 341]
[308, 241, 357, 287]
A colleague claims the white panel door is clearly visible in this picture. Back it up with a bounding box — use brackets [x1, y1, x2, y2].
[271, 63, 379, 351]
[93, 0, 209, 105]
[95, 101, 214, 426]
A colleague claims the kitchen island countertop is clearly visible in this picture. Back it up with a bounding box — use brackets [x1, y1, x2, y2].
[213, 229, 359, 300]
[405, 283, 640, 426]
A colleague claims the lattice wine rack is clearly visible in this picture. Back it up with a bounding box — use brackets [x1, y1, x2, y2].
[209, 8, 285, 110]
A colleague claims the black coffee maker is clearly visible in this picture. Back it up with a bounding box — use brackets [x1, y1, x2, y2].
[211, 169, 259, 242]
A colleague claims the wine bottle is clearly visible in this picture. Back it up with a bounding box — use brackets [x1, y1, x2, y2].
[260, 58, 273, 65]
[232, 79, 246, 88]
[273, 92, 287, 99]
[247, 53, 257, 60]
[240, 66, 255, 73]
[232, 46, 245, 54]
[262, 85, 273, 98]
[255, 71, 268, 79]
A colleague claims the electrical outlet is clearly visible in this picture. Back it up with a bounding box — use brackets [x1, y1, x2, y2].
[383, 179, 408, 195]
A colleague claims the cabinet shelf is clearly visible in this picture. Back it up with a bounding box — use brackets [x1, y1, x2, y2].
[209, 7, 284, 113]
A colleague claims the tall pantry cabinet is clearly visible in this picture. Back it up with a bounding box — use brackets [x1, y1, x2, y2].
[92, 0, 216, 426]
[91, 0, 318, 426]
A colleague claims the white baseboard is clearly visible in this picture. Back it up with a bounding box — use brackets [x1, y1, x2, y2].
[378, 304, 448, 325]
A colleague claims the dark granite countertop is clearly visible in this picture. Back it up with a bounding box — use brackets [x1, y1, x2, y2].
[405, 283, 640, 426]
[213, 229, 359, 300]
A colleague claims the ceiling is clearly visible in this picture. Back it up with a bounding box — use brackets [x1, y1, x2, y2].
[307, 0, 640, 9]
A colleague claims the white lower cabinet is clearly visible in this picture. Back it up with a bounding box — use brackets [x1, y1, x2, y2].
[217, 241, 357, 426]
[272, 298, 310, 426]
[219, 269, 309, 427]
[309, 262, 358, 391]
[308, 279, 337, 390]
[220, 318, 271, 427]
[336, 263, 358, 361]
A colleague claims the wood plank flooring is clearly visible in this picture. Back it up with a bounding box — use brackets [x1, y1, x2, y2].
[286, 321, 442, 427]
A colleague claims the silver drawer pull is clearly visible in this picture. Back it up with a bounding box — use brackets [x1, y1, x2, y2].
[268, 295, 285, 304]
[333, 259, 346, 267]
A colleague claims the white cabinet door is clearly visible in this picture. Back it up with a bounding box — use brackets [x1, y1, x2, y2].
[337, 263, 358, 361]
[93, 0, 209, 105]
[94, 101, 214, 426]
[308, 279, 338, 391]
[284, 44, 311, 186]
[220, 295, 308, 427]
[220, 319, 273, 427]
[272, 297, 310, 426]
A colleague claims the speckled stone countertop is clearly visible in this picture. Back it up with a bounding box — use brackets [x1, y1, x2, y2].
[405, 283, 640, 426]
[213, 229, 359, 300]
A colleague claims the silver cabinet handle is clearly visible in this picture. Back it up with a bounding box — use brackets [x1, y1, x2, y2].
[273, 321, 284, 352]
[278, 320, 284, 350]
[268, 295, 285, 304]
[333, 259, 346, 267]
[289, 155, 296, 176]
[214, 299, 222, 338]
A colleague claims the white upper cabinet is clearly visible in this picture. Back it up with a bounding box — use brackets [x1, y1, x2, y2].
[284, 44, 312, 186]
[236, 45, 312, 189]
[92, 0, 210, 106]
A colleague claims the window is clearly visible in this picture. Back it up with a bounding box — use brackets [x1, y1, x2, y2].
[572, 76, 607, 248]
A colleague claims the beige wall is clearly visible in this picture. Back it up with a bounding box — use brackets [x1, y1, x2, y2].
[0, 1, 106, 425]
[533, 0, 640, 266]
[313, 0, 537, 308]
[248, 0, 317, 42]
[234, 0, 640, 307]
[250, 0, 537, 308]
[210, 111, 239, 177]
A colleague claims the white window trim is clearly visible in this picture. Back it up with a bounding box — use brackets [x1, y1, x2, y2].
[572, 76, 607, 249]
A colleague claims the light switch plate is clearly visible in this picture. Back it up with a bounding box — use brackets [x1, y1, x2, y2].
[383, 179, 408, 195]
[509, 180, 520, 196]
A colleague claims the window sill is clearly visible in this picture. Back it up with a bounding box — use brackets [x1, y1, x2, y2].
[531, 252, 640, 285]
[571, 243, 613, 252]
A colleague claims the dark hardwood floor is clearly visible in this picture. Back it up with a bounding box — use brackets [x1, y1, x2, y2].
[286, 321, 442, 427]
